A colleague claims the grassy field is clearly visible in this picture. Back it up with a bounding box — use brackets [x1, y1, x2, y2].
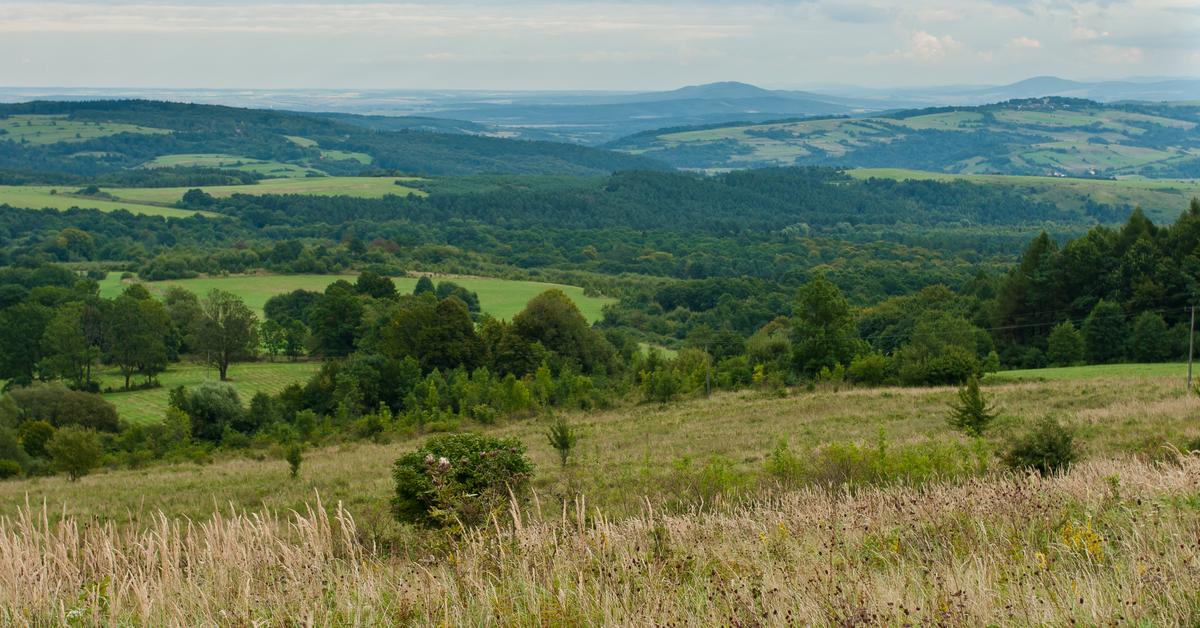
[107, 176, 424, 204]
[97, 361, 322, 425]
[988, 362, 1191, 382]
[0, 176, 425, 216]
[0, 186, 218, 218]
[0, 368, 1197, 622]
[5, 367, 1197, 522]
[141, 153, 325, 177]
[98, 272, 613, 321]
[0, 114, 169, 145]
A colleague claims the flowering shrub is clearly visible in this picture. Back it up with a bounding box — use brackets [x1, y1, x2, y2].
[392, 433, 534, 528]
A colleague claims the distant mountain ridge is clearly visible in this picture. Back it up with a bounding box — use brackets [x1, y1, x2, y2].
[609, 97, 1200, 178]
[1, 76, 1196, 147]
[0, 99, 668, 179]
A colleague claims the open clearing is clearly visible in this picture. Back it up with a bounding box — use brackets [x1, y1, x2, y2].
[1, 365, 1198, 622]
[0, 186, 217, 218]
[0, 114, 170, 145]
[98, 272, 613, 322]
[107, 176, 425, 204]
[0, 176, 425, 217]
[141, 154, 324, 177]
[97, 361, 322, 425]
[988, 362, 1190, 382]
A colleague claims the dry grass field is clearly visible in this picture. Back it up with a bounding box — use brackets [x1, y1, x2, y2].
[0, 369, 1198, 623]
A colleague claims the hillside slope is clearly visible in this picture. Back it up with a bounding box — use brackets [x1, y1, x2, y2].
[610, 98, 1200, 177]
[0, 100, 667, 179]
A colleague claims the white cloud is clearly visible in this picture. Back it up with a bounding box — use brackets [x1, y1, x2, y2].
[1070, 25, 1108, 40]
[1008, 35, 1040, 48]
[900, 30, 963, 60]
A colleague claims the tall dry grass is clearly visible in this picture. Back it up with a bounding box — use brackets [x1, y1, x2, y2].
[0, 456, 1197, 625]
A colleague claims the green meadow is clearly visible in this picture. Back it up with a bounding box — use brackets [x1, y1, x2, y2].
[98, 272, 613, 322]
[0, 177, 425, 217]
[141, 154, 325, 177]
[0, 114, 170, 145]
[108, 176, 425, 204]
[0, 186, 216, 218]
[986, 362, 1192, 383]
[97, 361, 322, 425]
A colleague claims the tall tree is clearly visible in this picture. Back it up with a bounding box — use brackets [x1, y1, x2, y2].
[513, 289, 612, 373]
[790, 276, 863, 375]
[106, 291, 170, 389]
[1082, 299, 1126, 364]
[1046, 321, 1085, 367]
[191, 290, 259, 380]
[1130, 311, 1170, 363]
[309, 281, 363, 357]
[39, 302, 99, 389]
[0, 302, 52, 385]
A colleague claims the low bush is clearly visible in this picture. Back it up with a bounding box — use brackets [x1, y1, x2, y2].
[1004, 417, 1077, 476]
[392, 433, 534, 529]
[766, 436, 991, 488]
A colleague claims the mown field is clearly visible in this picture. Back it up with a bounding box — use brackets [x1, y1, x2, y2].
[0, 366, 1198, 622]
[98, 272, 612, 322]
[0, 186, 215, 218]
[97, 361, 322, 425]
[141, 153, 324, 177]
[108, 176, 425, 204]
[0, 114, 170, 145]
[0, 176, 425, 217]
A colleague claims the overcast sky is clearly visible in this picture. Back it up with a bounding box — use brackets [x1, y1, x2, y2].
[0, 0, 1196, 91]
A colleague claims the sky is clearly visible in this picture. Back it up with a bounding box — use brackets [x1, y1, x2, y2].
[0, 0, 1196, 91]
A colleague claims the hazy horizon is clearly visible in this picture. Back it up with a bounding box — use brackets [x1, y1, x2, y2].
[1, 1, 1196, 91]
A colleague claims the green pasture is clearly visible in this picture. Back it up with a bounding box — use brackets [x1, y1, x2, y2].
[0, 115, 170, 145]
[99, 273, 613, 322]
[97, 361, 322, 425]
[986, 362, 1190, 383]
[108, 176, 424, 204]
[141, 154, 324, 177]
[0, 186, 217, 218]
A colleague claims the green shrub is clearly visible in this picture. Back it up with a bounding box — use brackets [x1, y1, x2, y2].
[172, 382, 245, 443]
[286, 444, 302, 479]
[0, 459, 21, 479]
[767, 437, 990, 488]
[45, 426, 102, 481]
[946, 374, 997, 437]
[640, 366, 683, 405]
[392, 433, 534, 529]
[1004, 417, 1077, 476]
[545, 415, 578, 467]
[764, 441, 806, 485]
[847, 353, 890, 386]
[7, 384, 119, 432]
[18, 420, 55, 458]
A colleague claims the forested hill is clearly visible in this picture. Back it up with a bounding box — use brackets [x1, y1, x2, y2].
[609, 98, 1200, 177]
[0, 100, 667, 179]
